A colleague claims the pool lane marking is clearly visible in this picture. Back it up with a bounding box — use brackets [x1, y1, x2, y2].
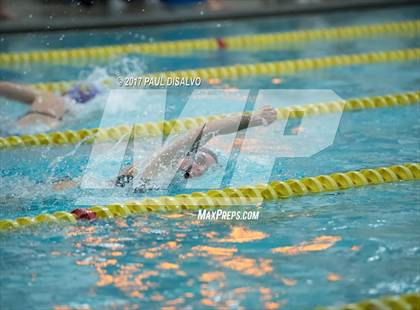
[0, 162, 418, 231]
[316, 293, 420, 310]
[0, 20, 418, 66]
[28, 48, 420, 93]
[0, 90, 419, 149]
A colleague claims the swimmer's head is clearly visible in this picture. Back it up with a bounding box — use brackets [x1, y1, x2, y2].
[64, 83, 101, 104]
[179, 147, 218, 179]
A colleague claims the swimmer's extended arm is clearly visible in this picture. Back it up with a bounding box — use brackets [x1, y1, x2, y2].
[0, 81, 37, 105]
[0, 81, 66, 130]
[203, 105, 277, 137]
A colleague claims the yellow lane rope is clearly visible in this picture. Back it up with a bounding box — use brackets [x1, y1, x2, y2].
[140, 48, 420, 80]
[1, 20, 418, 66]
[0, 162, 418, 230]
[29, 48, 420, 93]
[0, 90, 418, 150]
[316, 293, 420, 310]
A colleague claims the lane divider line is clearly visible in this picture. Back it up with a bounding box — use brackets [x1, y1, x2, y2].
[1, 20, 418, 66]
[0, 162, 418, 231]
[0, 90, 418, 149]
[316, 293, 420, 310]
[29, 48, 420, 93]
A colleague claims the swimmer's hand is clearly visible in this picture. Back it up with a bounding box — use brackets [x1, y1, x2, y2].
[253, 105, 277, 126]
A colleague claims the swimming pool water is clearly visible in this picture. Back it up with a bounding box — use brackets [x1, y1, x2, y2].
[1, 182, 419, 309]
[1, 5, 420, 310]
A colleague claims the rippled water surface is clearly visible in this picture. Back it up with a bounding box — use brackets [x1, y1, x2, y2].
[1, 5, 420, 310]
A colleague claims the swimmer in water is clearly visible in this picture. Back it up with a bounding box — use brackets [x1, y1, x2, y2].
[51, 105, 278, 192]
[116, 105, 278, 192]
[0, 81, 101, 133]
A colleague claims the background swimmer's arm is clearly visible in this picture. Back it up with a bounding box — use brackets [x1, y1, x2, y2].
[203, 105, 277, 136]
[0, 81, 37, 105]
[0, 81, 66, 120]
